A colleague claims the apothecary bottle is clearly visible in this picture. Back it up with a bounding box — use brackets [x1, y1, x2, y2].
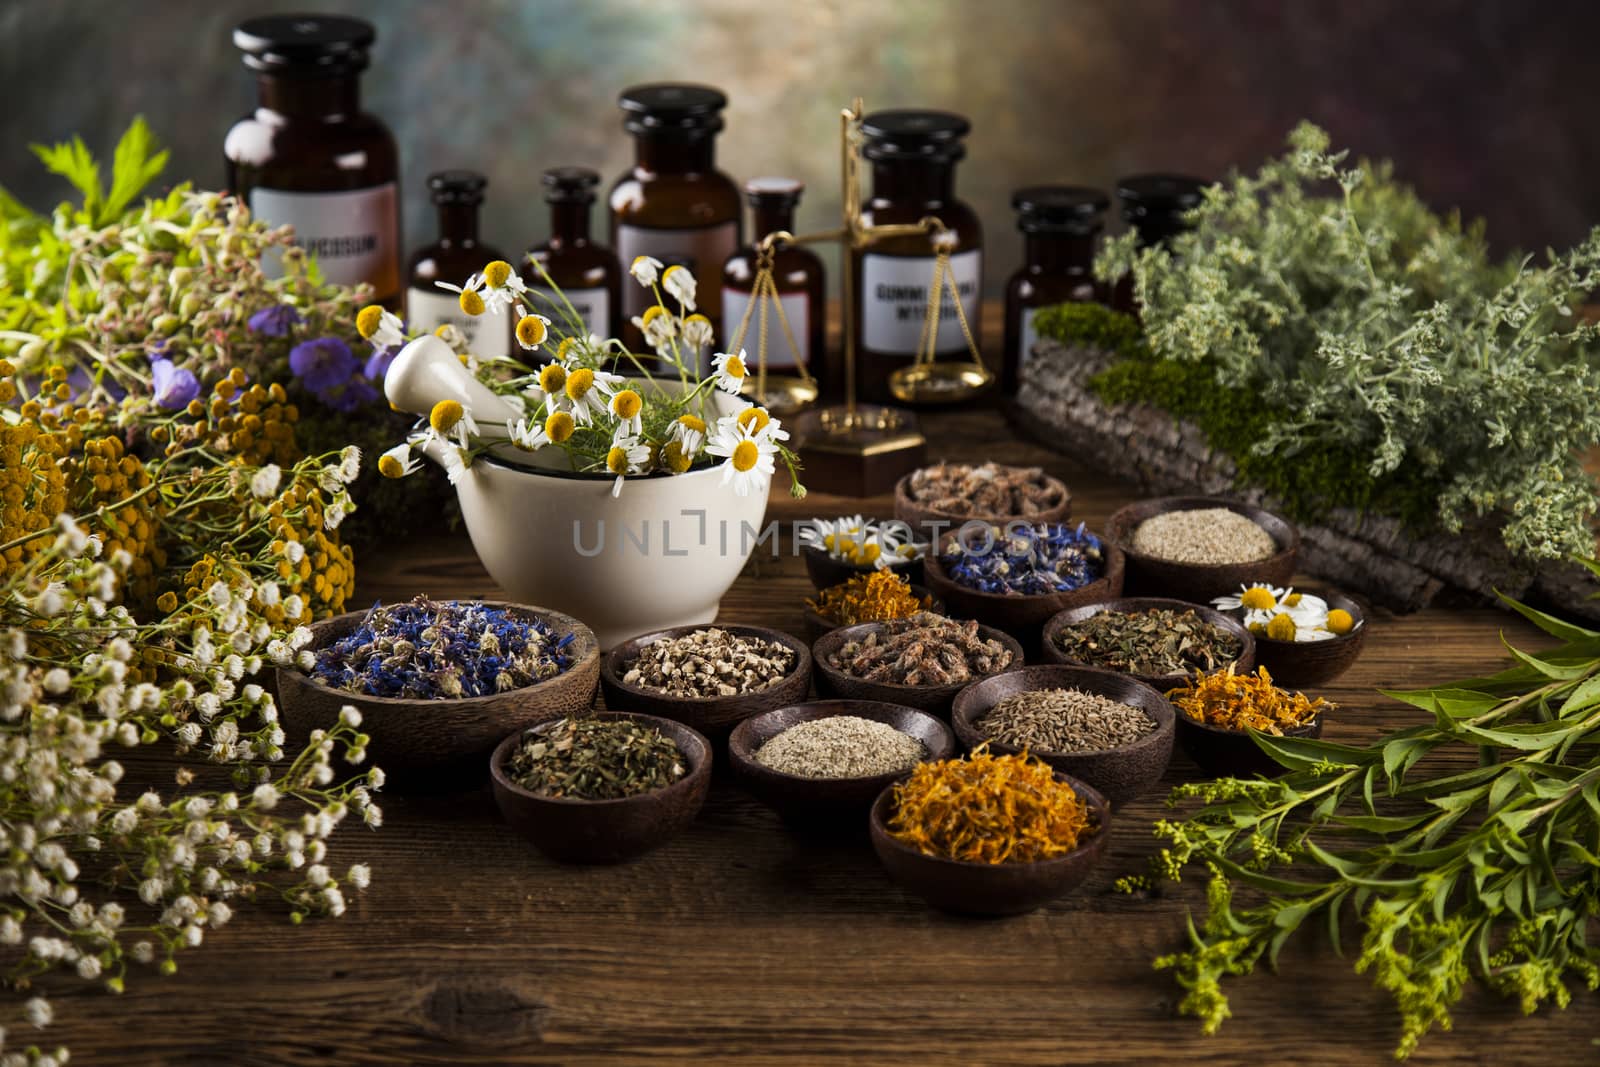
[1002, 186, 1108, 396]
[406, 171, 511, 359]
[852, 110, 982, 404]
[609, 84, 742, 351]
[526, 167, 622, 341]
[226, 14, 401, 304]
[721, 178, 828, 392]
[1110, 173, 1208, 314]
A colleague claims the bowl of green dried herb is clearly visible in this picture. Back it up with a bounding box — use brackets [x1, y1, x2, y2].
[489, 712, 712, 864]
[1040, 597, 1255, 692]
[1105, 496, 1298, 603]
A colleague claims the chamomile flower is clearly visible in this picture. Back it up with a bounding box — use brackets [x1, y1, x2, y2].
[662, 265, 697, 311]
[706, 416, 776, 496]
[506, 417, 550, 451]
[630, 255, 664, 287]
[671, 413, 707, 455]
[515, 313, 552, 351]
[356, 305, 406, 351]
[605, 437, 652, 497]
[441, 446, 471, 485]
[435, 273, 486, 316]
[482, 264, 532, 317]
[561, 367, 622, 425]
[709, 349, 749, 394]
[1212, 584, 1288, 614]
[376, 443, 420, 478]
[632, 305, 678, 351]
[682, 313, 715, 349]
[428, 398, 479, 449]
[609, 388, 644, 438]
[734, 405, 789, 443]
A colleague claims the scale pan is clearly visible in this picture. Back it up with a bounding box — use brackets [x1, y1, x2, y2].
[887, 362, 993, 405]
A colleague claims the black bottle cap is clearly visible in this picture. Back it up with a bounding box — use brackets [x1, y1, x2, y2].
[426, 171, 487, 206]
[860, 110, 970, 163]
[618, 84, 727, 138]
[744, 176, 804, 208]
[1012, 186, 1108, 236]
[1117, 173, 1210, 243]
[233, 14, 375, 75]
[541, 166, 601, 204]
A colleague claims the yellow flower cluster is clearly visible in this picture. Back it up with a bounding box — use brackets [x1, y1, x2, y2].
[265, 483, 355, 616]
[0, 418, 68, 581]
[211, 374, 300, 468]
[62, 434, 166, 607]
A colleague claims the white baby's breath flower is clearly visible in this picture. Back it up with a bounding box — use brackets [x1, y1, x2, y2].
[41, 669, 71, 696]
[252, 783, 280, 810]
[23, 996, 50, 1029]
[338, 446, 363, 483]
[348, 863, 371, 889]
[250, 464, 282, 499]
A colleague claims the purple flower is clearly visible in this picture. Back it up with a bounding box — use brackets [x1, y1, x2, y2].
[150, 360, 201, 410]
[363, 345, 398, 382]
[321, 380, 381, 412]
[247, 305, 304, 337]
[289, 337, 359, 393]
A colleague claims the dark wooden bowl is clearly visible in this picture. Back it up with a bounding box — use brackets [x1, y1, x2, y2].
[802, 543, 924, 591]
[599, 625, 813, 743]
[893, 467, 1072, 545]
[1175, 712, 1323, 779]
[276, 602, 600, 790]
[950, 665, 1174, 806]
[802, 583, 944, 644]
[728, 700, 956, 830]
[1248, 589, 1368, 689]
[868, 770, 1111, 916]
[812, 621, 1025, 720]
[1040, 596, 1256, 691]
[1105, 496, 1299, 602]
[922, 532, 1126, 643]
[489, 713, 711, 864]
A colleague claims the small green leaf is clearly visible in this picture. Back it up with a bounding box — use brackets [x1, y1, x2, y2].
[1497, 591, 1600, 643]
[1501, 641, 1591, 680]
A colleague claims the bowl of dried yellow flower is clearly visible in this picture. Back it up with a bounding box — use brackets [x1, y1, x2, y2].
[1167, 664, 1328, 778]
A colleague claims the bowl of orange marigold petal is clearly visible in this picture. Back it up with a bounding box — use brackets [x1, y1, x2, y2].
[1169, 664, 1328, 779]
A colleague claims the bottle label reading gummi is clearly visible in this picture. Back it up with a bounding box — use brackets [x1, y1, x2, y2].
[861, 249, 981, 355]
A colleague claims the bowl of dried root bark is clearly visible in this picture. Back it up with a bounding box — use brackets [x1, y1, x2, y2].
[811, 613, 1024, 720]
[894, 462, 1071, 545]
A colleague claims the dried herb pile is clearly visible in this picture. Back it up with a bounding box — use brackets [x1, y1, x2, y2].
[1055, 607, 1241, 677]
[978, 688, 1157, 753]
[621, 627, 795, 698]
[755, 716, 925, 779]
[940, 522, 1105, 596]
[508, 717, 686, 800]
[1167, 665, 1326, 734]
[903, 462, 1065, 517]
[807, 571, 933, 625]
[825, 613, 1013, 686]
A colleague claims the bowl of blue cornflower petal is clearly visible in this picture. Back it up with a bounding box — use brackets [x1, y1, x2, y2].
[924, 522, 1125, 644]
[277, 597, 600, 787]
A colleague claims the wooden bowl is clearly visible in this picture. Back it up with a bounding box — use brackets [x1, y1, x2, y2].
[1040, 596, 1256, 691]
[812, 621, 1025, 720]
[276, 602, 600, 789]
[1175, 712, 1323, 779]
[922, 532, 1125, 643]
[489, 713, 711, 864]
[728, 700, 956, 830]
[950, 665, 1174, 806]
[893, 467, 1072, 545]
[1105, 496, 1299, 602]
[868, 771, 1111, 916]
[802, 543, 924, 591]
[1247, 588, 1368, 689]
[802, 583, 944, 644]
[599, 625, 813, 743]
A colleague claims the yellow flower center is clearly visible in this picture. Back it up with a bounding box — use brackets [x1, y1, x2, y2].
[607, 446, 630, 475]
[723, 354, 746, 379]
[544, 411, 575, 443]
[516, 315, 548, 348]
[641, 305, 670, 328]
[1283, 592, 1303, 607]
[677, 414, 706, 435]
[483, 260, 513, 288]
[662, 440, 692, 473]
[557, 337, 576, 361]
[429, 399, 464, 433]
[377, 454, 407, 478]
[1265, 612, 1297, 642]
[731, 439, 760, 473]
[685, 313, 711, 330]
[736, 407, 770, 435]
[458, 289, 486, 316]
[1326, 608, 1356, 635]
[1239, 587, 1277, 611]
[539, 363, 567, 394]
[1248, 621, 1267, 636]
[355, 305, 383, 339]
[612, 389, 642, 420]
[566, 368, 595, 402]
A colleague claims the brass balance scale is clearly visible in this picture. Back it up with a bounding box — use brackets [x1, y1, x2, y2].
[723, 98, 992, 495]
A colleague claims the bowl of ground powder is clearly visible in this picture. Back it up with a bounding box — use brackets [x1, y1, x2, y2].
[1106, 496, 1299, 602]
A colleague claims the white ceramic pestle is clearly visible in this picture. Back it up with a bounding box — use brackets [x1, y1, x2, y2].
[383, 333, 522, 427]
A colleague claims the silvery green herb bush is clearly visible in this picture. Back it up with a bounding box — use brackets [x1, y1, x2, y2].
[1097, 122, 1600, 560]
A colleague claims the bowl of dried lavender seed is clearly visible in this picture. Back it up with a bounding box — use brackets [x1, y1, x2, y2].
[728, 700, 956, 829]
[600, 625, 813, 742]
[811, 613, 1023, 719]
[950, 665, 1175, 805]
[894, 462, 1071, 545]
[1041, 597, 1256, 692]
[1105, 496, 1299, 603]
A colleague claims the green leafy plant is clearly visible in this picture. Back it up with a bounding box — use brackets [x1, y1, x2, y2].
[1149, 579, 1600, 1058]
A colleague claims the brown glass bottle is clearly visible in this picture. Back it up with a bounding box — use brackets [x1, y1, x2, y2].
[1110, 173, 1208, 315]
[226, 14, 401, 304]
[852, 111, 982, 404]
[405, 171, 512, 359]
[609, 84, 742, 351]
[526, 167, 622, 341]
[1002, 186, 1108, 396]
[721, 178, 828, 391]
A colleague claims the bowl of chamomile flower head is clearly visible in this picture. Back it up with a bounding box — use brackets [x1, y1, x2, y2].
[799, 515, 926, 590]
[1210, 583, 1366, 688]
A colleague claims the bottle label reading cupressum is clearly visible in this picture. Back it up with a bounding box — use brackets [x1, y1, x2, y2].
[405, 287, 511, 360]
[521, 287, 612, 342]
[861, 249, 982, 356]
[250, 184, 400, 299]
[721, 289, 809, 372]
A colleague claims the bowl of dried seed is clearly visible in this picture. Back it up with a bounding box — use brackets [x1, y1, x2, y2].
[1040, 597, 1255, 692]
[802, 571, 944, 643]
[728, 700, 956, 829]
[950, 665, 1174, 805]
[600, 625, 812, 742]
[894, 462, 1071, 544]
[811, 613, 1023, 719]
[1105, 496, 1299, 603]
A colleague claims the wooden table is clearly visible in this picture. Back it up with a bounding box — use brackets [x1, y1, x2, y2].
[59, 409, 1600, 1065]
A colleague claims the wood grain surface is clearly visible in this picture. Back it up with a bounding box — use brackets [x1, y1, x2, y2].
[51, 402, 1600, 1064]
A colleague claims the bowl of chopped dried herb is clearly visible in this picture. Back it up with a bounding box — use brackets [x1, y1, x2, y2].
[1105, 496, 1299, 603]
[802, 571, 944, 643]
[600, 625, 813, 743]
[950, 665, 1174, 805]
[1209, 584, 1367, 688]
[728, 700, 956, 830]
[277, 598, 601, 789]
[868, 751, 1110, 916]
[490, 712, 711, 864]
[1168, 665, 1328, 778]
[894, 462, 1071, 545]
[811, 614, 1023, 719]
[1040, 597, 1255, 692]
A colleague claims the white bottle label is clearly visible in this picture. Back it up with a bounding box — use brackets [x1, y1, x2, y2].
[521, 286, 612, 341]
[615, 221, 739, 322]
[861, 249, 982, 356]
[406, 287, 512, 360]
[721, 289, 809, 371]
[250, 184, 400, 298]
[1019, 306, 1041, 372]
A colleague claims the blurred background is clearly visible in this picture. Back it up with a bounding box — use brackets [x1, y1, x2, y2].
[3, 0, 1599, 295]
